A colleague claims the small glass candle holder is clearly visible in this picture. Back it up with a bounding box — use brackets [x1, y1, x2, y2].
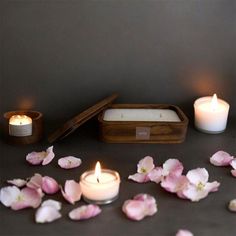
[80, 167, 120, 205]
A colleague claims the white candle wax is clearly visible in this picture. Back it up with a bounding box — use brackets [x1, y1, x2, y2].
[9, 115, 32, 137]
[103, 109, 181, 122]
[80, 163, 120, 204]
[194, 94, 230, 133]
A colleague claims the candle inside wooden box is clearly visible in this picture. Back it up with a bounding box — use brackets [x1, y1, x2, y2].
[9, 115, 32, 137]
[103, 109, 181, 122]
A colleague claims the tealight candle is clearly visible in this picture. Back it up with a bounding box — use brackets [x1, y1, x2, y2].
[194, 94, 230, 134]
[9, 115, 33, 137]
[80, 162, 120, 205]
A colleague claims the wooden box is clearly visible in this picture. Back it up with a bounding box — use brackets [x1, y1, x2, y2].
[98, 104, 188, 143]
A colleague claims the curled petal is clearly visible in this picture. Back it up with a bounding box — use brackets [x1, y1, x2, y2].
[27, 173, 42, 189]
[122, 194, 157, 221]
[69, 204, 101, 220]
[7, 179, 27, 187]
[148, 167, 163, 183]
[42, 176, 59, 194]
[128, 173, 150, 183]
[36, 206, 61, 223]
[205, 181, 220, 193]
[137, 156, 155, 174]
[26, 151, 45, 165]
[228, 199, 236, 212]
[11, 187, 42, 210]
[176, 229, 194, 236]
[61, 180, 82, 204]
[0, 186, 21, 207]
[42, 146, 55, 165]
[58, 156, 82, 169]
[161, 174, 189, 195]
[186, 168, 209, 185]
[230, 159, 236, 169]
[231, 170, 236, 177]
[210, 151, 234, 166]
[163, 159, 184, 177]
[42, 199, 62, 210]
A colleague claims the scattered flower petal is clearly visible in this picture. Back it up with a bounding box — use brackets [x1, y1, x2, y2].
[61, 180, 82, 204]
[0, 186, 42, 210]
[26, 173, 44, 197]
[58, 156, 82, 169]
[26, 146, 55, 166]
[7, 179, 27, 187]
[230, 159, 236, 177]
[122, 193, 157, 221]
[128, 173, 150, 183]
[137, 156, 155, 174]
[42, 199, 62, 210]
[35, 199, 62, 223]
[148, 167, 163, 184]
[162, 159, 184, 177]
[210, 151, 234, 166]
[69, 204, 101, 220]
[228, 199, 236, 212]
[176, 229, 194, 236]
[42, 176, 59, 194]
[183, 168, 220, 202]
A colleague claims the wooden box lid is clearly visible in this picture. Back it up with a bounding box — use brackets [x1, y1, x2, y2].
[48, 93, 118, 143]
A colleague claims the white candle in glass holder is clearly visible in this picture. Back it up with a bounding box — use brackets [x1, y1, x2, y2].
[194, 94, 230, 134]
[80, 162, 120, 205]
[9, 115, 32, 137]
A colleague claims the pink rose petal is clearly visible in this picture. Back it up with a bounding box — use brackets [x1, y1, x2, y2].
[162, 159, 184, 177]
[0, 186, 21, 207]
[122, 193, 157, 221]
[137, 156, 155, 174]
[69, 204, 101, 220]
[7, 179, 27, 187]
[148, 167, 163, 183]
[26, 146, 55, 166]
[228, 199, 236, 212]
[27, 173, 42, 189]
[58, 156, 82, 169]
[210, 151, 234, 166]
[230, 159, 236, 169]
[176, 229, 194, 236]
[61, 180, 82, 204]
[42, 176, 59, 194]
[186, 168, 209, 186]
[128, 173, 150, 183]
[231, 170, 236, 177]
[35, 200, 62, 223]
[26, 151, 45, 165]
[42, 146, 55, 165]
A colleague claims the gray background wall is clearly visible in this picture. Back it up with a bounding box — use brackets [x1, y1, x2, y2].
[1, 0, 235, 126]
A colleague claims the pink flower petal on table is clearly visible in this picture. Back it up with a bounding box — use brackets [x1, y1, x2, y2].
[228, 199, 236, 212]
[148, 167, 163, 184]
[122, 193, 157, 221]
[11, 187, 42, 210]
[42, 176, 59, 194]
[61, 180, 82, 204]
[128, 173, 150, 183]
[210, 151, 234, 166]
[0, 186, 21, 207]
[176, 229, 194, 236]
[26, 151, 45, 165]
[161, 174, 189, 195]
[231, 170, 236, 177]
[69, 204, 101, 220]
[27, 173, 42, 189]
[42, 199, 62, 210]
[186, 168, 209, 185]
[42, 146, 55, 165]
[35, 200, 62, 223]
[137, 156, 155, 174]
[7, 179, 27, 187]
[58, 156, 82, 169]
[162, 159, 184, 177]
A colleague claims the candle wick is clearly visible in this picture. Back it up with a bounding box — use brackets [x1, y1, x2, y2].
[97, 178, 100, 183]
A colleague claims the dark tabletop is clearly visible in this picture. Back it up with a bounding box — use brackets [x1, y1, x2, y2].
[0, 121, 235, 236]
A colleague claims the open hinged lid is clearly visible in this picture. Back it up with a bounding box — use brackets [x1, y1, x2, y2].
[48, 93, 118, 143]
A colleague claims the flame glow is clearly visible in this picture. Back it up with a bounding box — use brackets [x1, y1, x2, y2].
[95, 161, 101, 183]
[211, 94, 218, 110]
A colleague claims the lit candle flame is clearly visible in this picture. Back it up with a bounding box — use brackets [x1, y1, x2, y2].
[95, 161, 101, 183]
[211, 94, 218, 110]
